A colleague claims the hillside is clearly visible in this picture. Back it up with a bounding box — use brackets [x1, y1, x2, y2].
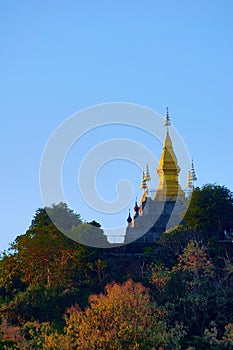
[0, 184, 233, 349]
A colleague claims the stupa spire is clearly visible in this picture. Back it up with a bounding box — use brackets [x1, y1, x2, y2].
[146, 163, 151, 182]
[140, 170, 148, 190]
[191, 159, 197, 182]
[154, 108, 184, 201]
[164, 107, 171, 128]
[186, 159, 197, 190]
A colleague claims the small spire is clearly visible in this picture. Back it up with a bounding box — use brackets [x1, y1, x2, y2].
[127, 209, 132, 224]
[191, 159, 197, 182]
[140, 169, 148, 189]
[186, 170, 193, 189]
[134, 199, 139, 218]
[164, 107, 171, 127]
[186, 159, 197, 190]
[146, 163, 151, 182]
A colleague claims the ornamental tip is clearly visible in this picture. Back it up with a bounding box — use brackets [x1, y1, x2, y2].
[140, 167, 149, 189]
[164, 107, 171, 127]
[146, 163, 151, 181]
[127, 209, 132, 223]
[186, 159, 197, 188]
[134, 199, 139, 213]
[191, 159, 197, 181]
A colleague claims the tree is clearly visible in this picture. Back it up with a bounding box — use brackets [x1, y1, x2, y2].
[184, 184, 233, 234]
[147, 262, 171, 295]
[8, 204, 86, 290]
[66, 223, 109, 248]
[44, 203, 82, 230]
[173, 240, 214, 281]
[0, 203, 104, 325]
[168, 240, 216, 339]
[158, 225, 201, 262]
[46, 279, 185, 350]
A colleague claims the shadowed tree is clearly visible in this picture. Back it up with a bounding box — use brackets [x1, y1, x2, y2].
[184, 184, 233, 234]
[0, 203, 107, 324]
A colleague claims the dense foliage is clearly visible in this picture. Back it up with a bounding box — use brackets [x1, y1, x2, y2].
[184, 184, 233, 233]
[0, 184, 233, 349]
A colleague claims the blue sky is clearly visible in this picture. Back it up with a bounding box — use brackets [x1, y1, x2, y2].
[1, 1, 233, 251]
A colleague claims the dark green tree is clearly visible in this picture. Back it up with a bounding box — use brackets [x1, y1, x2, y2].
[0, 203, 106, 325]
[184, 184, 233, 234]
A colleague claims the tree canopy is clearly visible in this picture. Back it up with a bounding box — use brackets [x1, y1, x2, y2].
[184, 184, 233, 233]
[0, 185, 233, 348]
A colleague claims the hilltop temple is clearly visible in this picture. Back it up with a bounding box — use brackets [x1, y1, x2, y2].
[124, 109, 196, 244]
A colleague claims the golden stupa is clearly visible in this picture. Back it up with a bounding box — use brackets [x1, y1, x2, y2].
[125, 108, 194, 244]
[154, 108, 185, 201]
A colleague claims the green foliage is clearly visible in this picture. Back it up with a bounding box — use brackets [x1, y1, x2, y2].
[167, 241, 216, 335]
[0, 204, 107, 325]
[147, 262, 171, 295]
[184, 184, 233, 233]
[66, 223, 108, 248]
[0, 190, 233, 348]
[20, 321, 53, 349]
[43, 203, 82, 230]
[158, 225, 201, 262]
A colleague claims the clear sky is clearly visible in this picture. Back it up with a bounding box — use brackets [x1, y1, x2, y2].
[1, 0, 233, 251]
